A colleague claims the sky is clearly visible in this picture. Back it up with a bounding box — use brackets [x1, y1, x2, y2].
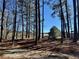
[43, 3, 61, 33]
[43, 0, 73, 33]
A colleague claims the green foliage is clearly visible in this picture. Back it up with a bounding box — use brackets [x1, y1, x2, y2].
[49, 26, 61, 39]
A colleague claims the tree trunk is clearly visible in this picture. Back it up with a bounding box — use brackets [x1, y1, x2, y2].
[35, 0, 38, 45]
[65, 0, 70, 38]
[5, 13, 9, 39]
[28, 1, 30, 38]
[12, 1, 17, 44]
[0, 0, 5, 42]
[22, 12, 24, 39]
[42, 0, 44, 38]
[22, 0, 24, 40]
[38, 0, 41, 40]
[77, 0, 79, 39]
[26, 4, 29, 38]
[73, 0, 77, 42]
[59, 0, 65, 43]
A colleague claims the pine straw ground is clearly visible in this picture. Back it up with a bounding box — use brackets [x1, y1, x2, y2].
[0, 38, 79, 59]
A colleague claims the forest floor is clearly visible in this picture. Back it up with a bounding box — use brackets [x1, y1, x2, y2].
[0, 38, 78, 59]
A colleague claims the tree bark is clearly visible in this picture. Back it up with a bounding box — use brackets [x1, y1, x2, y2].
[73, 0, 77, 42]
[12, 1, 17, 44]
[38, 0, 41, 40]
[59, 0, 65, 43]
[77, 0, 79, 39]
[65, 0, 70, 38]
[42, 0, 44, 38]
[0, 0, 6, 42]
[35, 0, 38, 45]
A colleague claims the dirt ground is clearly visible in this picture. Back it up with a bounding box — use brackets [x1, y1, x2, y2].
[0, 38, 79, 59]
